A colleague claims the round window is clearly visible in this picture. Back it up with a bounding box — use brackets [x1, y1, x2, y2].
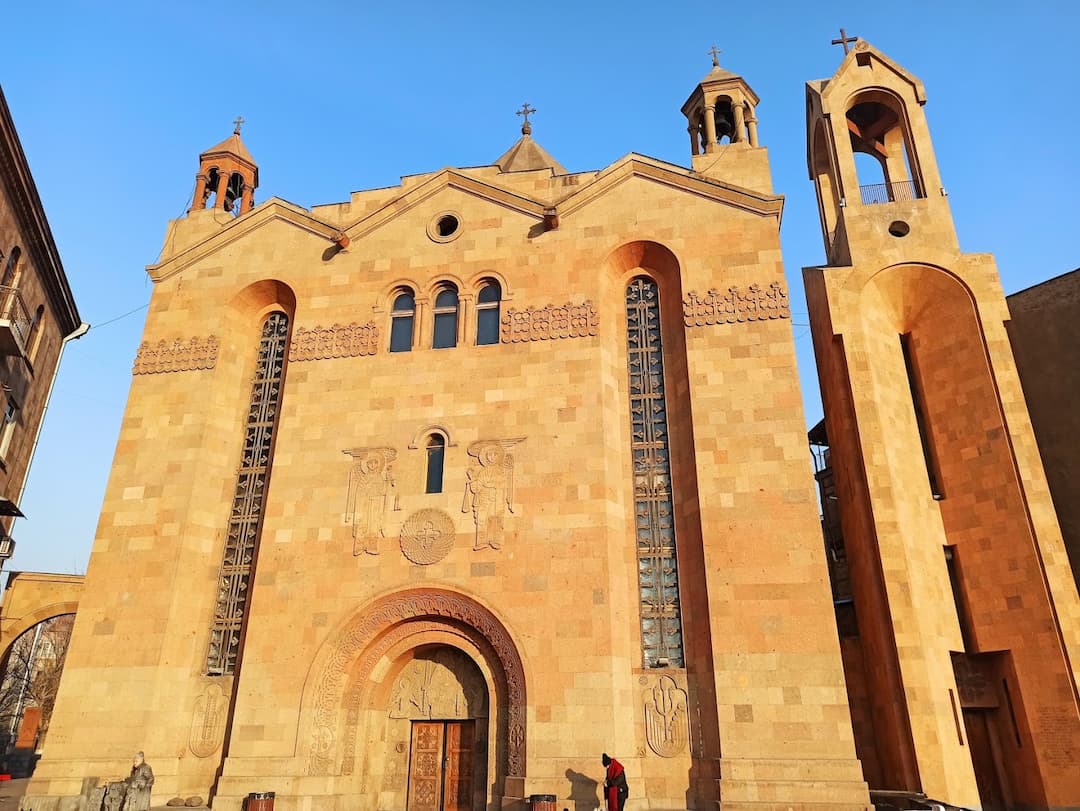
[427, 212, 463, 243]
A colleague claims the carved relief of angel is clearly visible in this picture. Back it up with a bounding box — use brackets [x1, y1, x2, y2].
[344, 447, 397, 555]
[462, 438, 524, 550]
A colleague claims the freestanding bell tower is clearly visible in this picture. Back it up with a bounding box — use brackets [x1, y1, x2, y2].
[804, 38, 1080, 810]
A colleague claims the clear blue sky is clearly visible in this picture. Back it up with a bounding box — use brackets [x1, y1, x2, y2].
[5, 1, 1078, 574]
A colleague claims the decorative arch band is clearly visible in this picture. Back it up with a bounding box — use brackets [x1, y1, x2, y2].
[306, 589, 526, 777]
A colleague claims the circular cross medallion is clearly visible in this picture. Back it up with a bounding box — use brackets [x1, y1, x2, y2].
[400, 508, 455, 565]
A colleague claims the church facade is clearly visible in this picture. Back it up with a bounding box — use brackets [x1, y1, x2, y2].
[19, 42, 1080, 811]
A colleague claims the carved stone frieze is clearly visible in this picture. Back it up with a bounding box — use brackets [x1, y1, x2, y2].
[500, 301, 599, 343]
[188, 683, 228, 758]
[307, 589, 526, 778]
[343, 447, 397, 555]
[682, 282, 790, 327]
[643, 674, 689, 758]
[132, 336, 218, 375]
[462, 438, 524, 550]
[289, 322, 379, 361]
[400, 509, 455, 565]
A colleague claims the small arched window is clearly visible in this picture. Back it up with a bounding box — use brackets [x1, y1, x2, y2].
[475, 280, 501, 346]
[390, 290, 416, 353]
[432, 285, 459, 349]
[425, 434, 446, 494]
[1, 247, 20, 289]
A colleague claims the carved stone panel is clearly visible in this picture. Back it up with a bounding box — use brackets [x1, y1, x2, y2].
[344, 447, 398, 555]
[400, 509, 456, 565]
[643, 674, 689, 758]
[462, 438, 524, 550]
[388, 648, 488, 720]
[132, 336, 218, 375]
[500, 301, 598, 343]
[289, 322, 380, 361]
[682, 282, 790, 327]
[188, 683, 228, 758]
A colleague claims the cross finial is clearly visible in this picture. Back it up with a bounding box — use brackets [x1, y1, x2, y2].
[708, 45, 722, 67]
[516, 102, 536, 135]
[830, 28, 858, 55]
[232, 115, 245, 135]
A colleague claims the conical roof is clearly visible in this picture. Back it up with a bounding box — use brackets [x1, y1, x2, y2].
[494, 124, 566, 174]
[699, 64, 740, 84]
[200, 130, 256, 165]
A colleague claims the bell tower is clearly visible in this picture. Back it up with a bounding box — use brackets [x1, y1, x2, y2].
[189, 118, 259, 216]
[804, 38, 1080, 811]
[681, 48, 772, 193]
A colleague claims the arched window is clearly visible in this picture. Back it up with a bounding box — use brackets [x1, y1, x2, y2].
[390, 290, 416, 353]
[432, 285, 459, 349]
[625, 276, 684, 668]
[475, 280, 501, 346]
[425, 434, 445, 494]
[1, 247, 20, 289]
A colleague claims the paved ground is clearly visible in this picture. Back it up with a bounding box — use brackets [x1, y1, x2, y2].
[0, 778, 210, 810]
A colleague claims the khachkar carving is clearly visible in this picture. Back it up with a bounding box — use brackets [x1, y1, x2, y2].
[643, 675, 689, 757]
[462, 438, 524, 550]
[344, 447, 397, 555]
[500, 301, 599, 343]
[289, 322, 379, 361]
[188, 683, 227, 758]
[132, 336, 218, 375]
[682, 282, 790, 327]
[400, 508, 456, 565]
[307, 589, 526, 778]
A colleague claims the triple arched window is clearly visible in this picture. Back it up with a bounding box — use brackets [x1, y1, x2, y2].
[387, 280, 502, 352]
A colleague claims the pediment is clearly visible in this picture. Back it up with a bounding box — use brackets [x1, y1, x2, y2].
[147, 200, 340, 282]
[556, 154, 784, 221]
[818, 41, 928, 105]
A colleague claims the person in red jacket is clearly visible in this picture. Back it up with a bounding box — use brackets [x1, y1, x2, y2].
[601, 753, 628, 811]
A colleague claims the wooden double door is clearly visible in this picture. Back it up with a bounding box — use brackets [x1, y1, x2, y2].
[407, 720, 476, 811]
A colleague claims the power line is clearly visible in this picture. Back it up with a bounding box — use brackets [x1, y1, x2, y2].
[88, 302, 149, 331]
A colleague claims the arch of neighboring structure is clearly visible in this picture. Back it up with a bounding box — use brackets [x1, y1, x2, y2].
[0, 604, 78, 663]
[299, 587, 526, 797]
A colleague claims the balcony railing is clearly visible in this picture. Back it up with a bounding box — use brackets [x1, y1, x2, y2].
[0, 286, 31, 357]
[859, 180, 919, 205]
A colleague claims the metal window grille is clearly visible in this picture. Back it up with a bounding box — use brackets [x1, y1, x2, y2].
[206, 311, 289, 676]
[625, 278, 684, 667]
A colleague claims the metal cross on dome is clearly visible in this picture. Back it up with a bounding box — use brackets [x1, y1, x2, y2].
[516, 103, 536, 125]
[232, 115, 245, 134]
[708, 45, 722, 67]
[831, 28, 858, 54]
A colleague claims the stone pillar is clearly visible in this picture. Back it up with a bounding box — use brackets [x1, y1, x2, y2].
[733, 103, 746, 143]
[747, 112, 759, 147]
[458, 292, 474, 346]
[688, 125, 700, 156]
[241, 181, 255, 214]
[189, 173, 209, 213]
[703, 105, 718, 153]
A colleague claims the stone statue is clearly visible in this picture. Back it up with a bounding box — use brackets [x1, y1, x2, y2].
[123, 751, 155, 811]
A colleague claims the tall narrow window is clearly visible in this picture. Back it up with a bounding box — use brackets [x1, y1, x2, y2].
[390, 290, 416, 353]
[625, 277, 684, 667]
[1, 247, 19, 289]
[206, 311, 289, 676]
[0, 398, 19, 460]
[900, 333, 944, 499]
[25, 306, 44, 362]
[476, 281, 501, 346]
[432, 286, 459, 349]
[425, 434, 445, 494]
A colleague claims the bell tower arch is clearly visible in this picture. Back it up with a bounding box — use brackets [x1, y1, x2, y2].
[681, 47, 773, 193]
[189, 118, 259, 216]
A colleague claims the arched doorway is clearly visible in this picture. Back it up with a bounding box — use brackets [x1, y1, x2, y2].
[367, 645, 489, 811]
[301, 589, 526, 810]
